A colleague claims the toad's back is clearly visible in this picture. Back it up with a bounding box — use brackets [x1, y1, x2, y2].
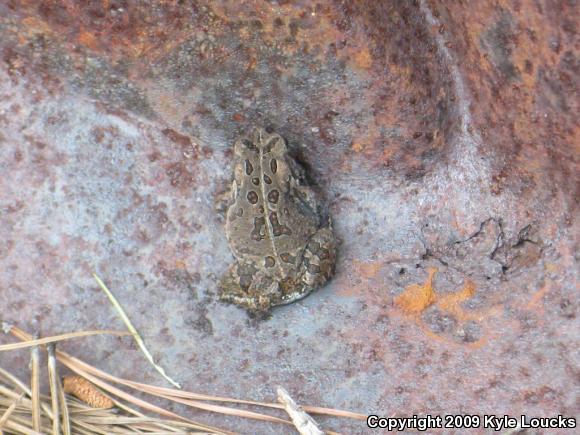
[225, 129, 319, 276]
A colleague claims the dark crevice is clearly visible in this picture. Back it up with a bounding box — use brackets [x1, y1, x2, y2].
[416, 218, 542, 277]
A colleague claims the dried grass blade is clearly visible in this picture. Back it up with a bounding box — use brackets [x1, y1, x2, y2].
[92, 273, 181, 389]
[111, 400, 187, 433]
[52, 348, 366, 421]
[47, 344, 61, 435]
[0, 391, 25, 428]
[50, 340, 361, 426]
[0, 330, 130, 352]
[128, 431, 191, 435]
[126, 381, 280, 407]
[68, 417, 114, 435]
[78, 416, 172, 424]
[2, 418, 43, 435]
[6, 325, 361, 432]
[57, 353, 230, 435]
[0, 371, 55, 426]
[0, 367, 33, 396]
[57, 372, 71, 435]
[56, 350, 289, 426]
[41, 349, 360, 422]
[75, 357, 365, 421]
[161, 384, 366, 419]
[301, 405, 367, 420]
[161, 395, 290, 425]
[0, 385, 24, 402]
[30, 342, 41, 432]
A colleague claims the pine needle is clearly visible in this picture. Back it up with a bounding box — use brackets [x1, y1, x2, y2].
[4, 325, 366, 434]
[0, 368, 54, 421]
[2, 418, 43, 435]
[92, 273, 182, 389]
[57, 350, 291, 425]
[47, 344, 61, 435]
[58, 355, 228, 434]
[0, 391, 25, 428]
[38, 341, 366, 420]
[30, 342, 41, 433]
[57, 371, 71, 435]
[0, 330, 130, 352]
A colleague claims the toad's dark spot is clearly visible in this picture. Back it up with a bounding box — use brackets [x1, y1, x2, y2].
[308, 264, 321, 274]
[258, 205, 264, 214]
[251, 216, 266, 241]
[309, 241, 321, 253]
[269, 212, 291, 236]
[269, 212, 279, 226]
[247, 191, 259, 204]
[268, 189, 279, 204]
[264, 256, 275, 268]
[239, 273, 252, 290]
[264, 174, 272, 184]
[280, 253, 295, 264]
[252, 177, 260, 185]
[270, 158, 278, 174]
[236, 208, 244, 217]
[319, 249, 330, 260]
[245, 159, 253, 175]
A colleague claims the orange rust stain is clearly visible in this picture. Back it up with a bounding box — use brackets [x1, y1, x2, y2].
[451, 209, 462, 234]
[381, 147, 394, 161]
[394, 270, 502, 349]
[526, 282, 550, 310]
[352, 47, 373, 70]
[21, 16, 53, 37]
[349, 127, 381, 157]
[78, 30, 99, 50]
[246, 55, 258, 71]
[418, 321, 490, 351]
[436, 280, 476, 320]
[395, 267, 437, 314]
[355, 260, 382, 279]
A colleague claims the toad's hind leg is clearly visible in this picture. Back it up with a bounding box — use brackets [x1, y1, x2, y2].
[299, 227, 337, 289]
[217, 264, 246, 302]
[218, 264, 280, 313]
